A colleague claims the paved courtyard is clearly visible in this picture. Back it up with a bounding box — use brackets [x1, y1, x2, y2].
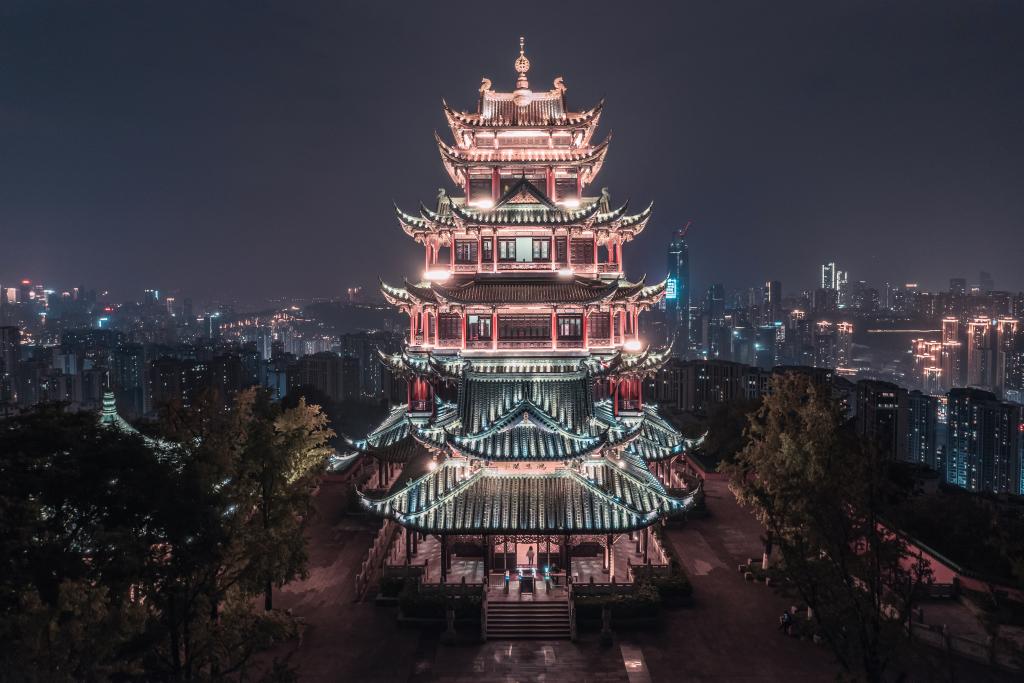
[267, 478, 1014, 681]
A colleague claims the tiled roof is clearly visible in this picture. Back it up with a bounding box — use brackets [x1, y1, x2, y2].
[360, 461, 695, 534]
[449, 400, 605, 461]
[436, 131, 611, 167]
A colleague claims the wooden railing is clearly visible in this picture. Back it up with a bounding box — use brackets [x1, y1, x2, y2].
[466, 340, 491, 349]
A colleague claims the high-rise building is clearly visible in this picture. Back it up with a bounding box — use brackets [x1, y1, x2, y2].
[945, 387, 1022, 494]
[352, 42, 697, 580]
[0, 326, 20, 404]
[906, 390, 938, 468]
[762, 280, 781, 325]
[821, 262, 837, 290]
[855, 380, 908, 461]
[666, 225, 691, 357]
[949, 278, 967, 296]
[979, 271, 995, 293]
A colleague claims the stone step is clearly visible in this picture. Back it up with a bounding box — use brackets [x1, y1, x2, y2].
[485, 599, 571, 640]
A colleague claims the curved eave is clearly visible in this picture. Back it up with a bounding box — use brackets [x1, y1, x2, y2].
[448, 197, 602, 227]
[608, 202, 653, 240]
[380, 279, 415, 307]
[443, 97, 605, 135]
[436, 131, 612, 169]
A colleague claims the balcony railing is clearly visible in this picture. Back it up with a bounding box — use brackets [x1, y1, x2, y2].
[497, 262, 555, 271]
[618, 399, 642, 412]
[557, 340, 585, 349]
[588, 337, 612, 347]
[466, 340, 492, 349]
[437, 337, 461, 348]
[452, 263, 477, 272]
[598, 263, 621, 273]
[498, 340, 552, 349]
[409, 400, 431, 413]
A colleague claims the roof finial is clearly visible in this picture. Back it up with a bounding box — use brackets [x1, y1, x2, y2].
[515, 36, 530, 89]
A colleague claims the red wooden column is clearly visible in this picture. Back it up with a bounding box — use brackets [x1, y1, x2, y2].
[491, 309, 498, 350]
[461, 310, 467, 350]
[550, 231, 556, 271]
[582, 310, 589, 348]
[409, 306, 417, 345]
[492, 168, 500, 202]
[465, 175, 471, 199]
[492, 237, 498, 272]
[424, 242, 431, 272]
[449, 238, 455, 271]
[592, 237, 597, 269]
[477, 236, 482, 272]
[550, 308, 557, 349]
[546, 166, 554, 198]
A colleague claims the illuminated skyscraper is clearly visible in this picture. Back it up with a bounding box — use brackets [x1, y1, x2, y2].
[666, 224, 691, 357]
[945, 388, 1022, 494]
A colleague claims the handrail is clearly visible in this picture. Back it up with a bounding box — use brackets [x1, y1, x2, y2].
[481, 584, 488, 642]
[568, 581, 577, 641]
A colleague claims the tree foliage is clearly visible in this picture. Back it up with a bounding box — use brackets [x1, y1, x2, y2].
[724, 373, 932, 682]
[0, 391, 332, 681]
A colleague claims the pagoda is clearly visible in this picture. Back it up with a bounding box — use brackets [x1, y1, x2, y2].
[352, 39, 701, 585]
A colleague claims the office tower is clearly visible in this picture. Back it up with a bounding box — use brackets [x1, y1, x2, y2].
[966, 318, 993, 390]
[836, 322, 853, 368]
[813, 321, 837, 368]
[979, 271, 995, 293]
[945, 388, 1023, 494]
[906, 390, 938, 468]
[835, 270, 849, 307]
[821, 262, 837, 290]
[949, 278, 967, 296]
[666, 225, 691, 356]
[670, 359, 769, 413]
[762, 280, 781, 325]
[856, 380, 909, 461]
[813, 287, 838, 314]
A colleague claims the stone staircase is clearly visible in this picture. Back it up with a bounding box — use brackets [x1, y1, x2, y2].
[485, 599, 572, 640]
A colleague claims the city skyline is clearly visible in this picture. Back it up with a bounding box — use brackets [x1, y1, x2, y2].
[2, 1, 1023, 300]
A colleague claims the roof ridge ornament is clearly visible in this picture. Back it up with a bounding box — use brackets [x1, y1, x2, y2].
[513, 36, 532, 106]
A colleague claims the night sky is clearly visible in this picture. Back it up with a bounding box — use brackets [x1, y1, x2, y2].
[2, 1, 1022, 303]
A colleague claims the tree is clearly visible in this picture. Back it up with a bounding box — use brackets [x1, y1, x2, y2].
[234, 390, 333, 611]
[725, 373, 931, 682]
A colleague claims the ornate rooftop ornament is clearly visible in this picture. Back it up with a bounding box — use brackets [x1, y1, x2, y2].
[513, 36, 532, 106]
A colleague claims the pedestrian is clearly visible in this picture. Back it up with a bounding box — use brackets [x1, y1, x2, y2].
[526, 545, 535, 571]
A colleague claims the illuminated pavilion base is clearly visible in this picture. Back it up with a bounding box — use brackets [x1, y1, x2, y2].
[387, 528, 669, 595]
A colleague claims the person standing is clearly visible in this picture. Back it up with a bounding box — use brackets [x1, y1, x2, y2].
[526, 545, 535, 572]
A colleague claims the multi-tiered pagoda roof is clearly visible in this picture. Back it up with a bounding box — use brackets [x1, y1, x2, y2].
[354, 39, 699, 539]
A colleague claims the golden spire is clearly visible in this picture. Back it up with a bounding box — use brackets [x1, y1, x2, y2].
[514, 36, 530, 89]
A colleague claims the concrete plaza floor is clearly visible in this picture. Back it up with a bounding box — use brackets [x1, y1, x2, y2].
[267, 478, 1016, 681]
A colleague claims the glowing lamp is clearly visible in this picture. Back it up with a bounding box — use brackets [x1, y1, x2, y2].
[557, 268, 574, 277]
[424, 269, 451, 282]
[623, 339, 643, 352]
[559, 198, 580, 209]
[471, 198, 494, 209]
[427, 459, 438, 472]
